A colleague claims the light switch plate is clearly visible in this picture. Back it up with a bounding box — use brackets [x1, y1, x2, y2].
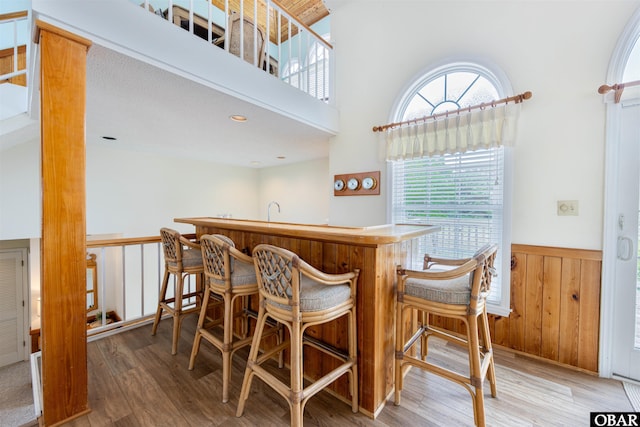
[557, 200, 579, 216]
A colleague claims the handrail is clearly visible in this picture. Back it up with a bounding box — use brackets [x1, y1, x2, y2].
[269, 0, 332, 50]
[0, 11, 28, 21]
[87, 233, 197, 248]
[87, 235, 162, 248]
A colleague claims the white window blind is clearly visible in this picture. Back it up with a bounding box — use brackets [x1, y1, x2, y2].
[306, 37, 330, 102]
[391, 147, 505, 305]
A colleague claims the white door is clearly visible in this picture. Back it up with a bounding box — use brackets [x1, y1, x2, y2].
[0, 250, 27, 367]
[611, 100, 640, 382]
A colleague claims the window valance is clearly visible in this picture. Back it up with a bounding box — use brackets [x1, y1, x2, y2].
[376, 92, 531, 161]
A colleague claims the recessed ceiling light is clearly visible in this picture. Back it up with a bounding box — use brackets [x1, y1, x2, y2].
[250, 161, 262, 166]
[230, 115, 247, 122]
[101, 136, 117, 141]
[277, 156, 286, 160]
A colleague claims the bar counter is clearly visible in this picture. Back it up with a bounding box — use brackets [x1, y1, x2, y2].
[174, 217, 440, 418]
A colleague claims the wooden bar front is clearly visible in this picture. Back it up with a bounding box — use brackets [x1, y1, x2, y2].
[175, 217, 439, 417]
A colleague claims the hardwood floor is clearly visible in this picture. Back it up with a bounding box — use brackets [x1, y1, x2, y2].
[63, 315, 632, 426]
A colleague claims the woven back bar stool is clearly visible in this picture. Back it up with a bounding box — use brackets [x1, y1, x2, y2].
[152, 227, 204, 355]
[189, 234, 280, 403]
[236, 244, 360, 426]
[395, 243, 498, 427]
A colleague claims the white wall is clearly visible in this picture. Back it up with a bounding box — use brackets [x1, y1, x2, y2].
[327, 0, 640, 250]
[0, 138, 261, 239]
[0, 137, 40, 239]
[257, 157, 330, 224]
[5, 0, 637, 251]
[85, 143, 259, 236]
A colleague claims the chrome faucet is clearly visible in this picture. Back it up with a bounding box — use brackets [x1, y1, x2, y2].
[267, 201, 280, 222]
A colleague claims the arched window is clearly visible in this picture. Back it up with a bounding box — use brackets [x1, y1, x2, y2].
[305, 34, 330, 101]
[390, 61, 513, 315]
[623, 36, 640, 81]
[282, 58, 301, 89]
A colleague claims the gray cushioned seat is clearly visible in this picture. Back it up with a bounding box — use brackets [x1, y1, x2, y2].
[168, 248, 203, 269]
[210, 258, 257, 287]
[405, 272, 472, 305]
[267, 276, 351, 312]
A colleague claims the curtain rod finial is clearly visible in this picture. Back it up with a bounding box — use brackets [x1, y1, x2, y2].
[598, 84, 612, 95]
[522, 91, 532, 100]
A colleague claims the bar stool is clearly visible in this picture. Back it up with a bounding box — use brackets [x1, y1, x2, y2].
[189, 234, 279, 403]
[236, 244, 360, 426]
[395, 244, 498, 427]
[152, 227, 204, 355]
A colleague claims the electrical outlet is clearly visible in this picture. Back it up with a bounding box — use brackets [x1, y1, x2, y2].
[557, 200, 579, 216]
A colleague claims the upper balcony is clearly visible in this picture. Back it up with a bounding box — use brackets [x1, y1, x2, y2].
[3, 0, 338, 167]
[135, 0, 334, 104]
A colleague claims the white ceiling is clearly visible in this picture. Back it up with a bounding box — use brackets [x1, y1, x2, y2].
[1, 0, 337, 167]
[85, 44, 333, 168]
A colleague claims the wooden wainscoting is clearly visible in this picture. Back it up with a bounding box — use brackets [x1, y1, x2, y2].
[432, 244, 602, 373]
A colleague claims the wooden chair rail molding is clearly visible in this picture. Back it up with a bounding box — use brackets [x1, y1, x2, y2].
[431, 243, 602, 373]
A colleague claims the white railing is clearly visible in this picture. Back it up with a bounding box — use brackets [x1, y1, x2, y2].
[0, 10, 29, 120]
[86, 234, 198, 338]
[135, 0, 333, 103]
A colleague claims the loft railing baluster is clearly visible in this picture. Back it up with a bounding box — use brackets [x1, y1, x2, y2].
[122, 245, 127, 321]
[253, 0, 258, 67]
[224, 0, 229, 52]
[208, 0, 212, 43]
[189, 0, 194, 34]
[277, 11, 282, 80]
[100, 247, 107, 325]
[157, 241, 162, 316]
[239, 0, 244, 60]
[266, 0, 271, 72]
[140, 244, 145, 318]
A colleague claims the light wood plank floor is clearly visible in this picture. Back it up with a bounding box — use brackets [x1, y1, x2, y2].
[62, 315, 632, 426]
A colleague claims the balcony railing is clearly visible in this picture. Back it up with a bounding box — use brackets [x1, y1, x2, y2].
[135, 0, 333, 103]
[85, 234, 199, 338]
[0, 10, 29, 120]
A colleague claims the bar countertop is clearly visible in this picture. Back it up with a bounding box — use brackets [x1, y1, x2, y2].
[174, 217, 440, 246]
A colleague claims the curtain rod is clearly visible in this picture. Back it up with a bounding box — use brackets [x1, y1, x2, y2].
[598, 79, 640, 103]
[372, 91, 533, 133]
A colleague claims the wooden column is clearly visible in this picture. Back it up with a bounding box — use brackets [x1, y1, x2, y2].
[36, 21, 91, 426]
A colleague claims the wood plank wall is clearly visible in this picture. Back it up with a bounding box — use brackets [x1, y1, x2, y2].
[433, 244, 602, 373]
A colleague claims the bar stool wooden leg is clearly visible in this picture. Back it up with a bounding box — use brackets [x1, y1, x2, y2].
[481, 309, 497, 397]
[348, 307, 359, 413]
[171, 274, 185, 355]
[221, 290, 234, 403]
[188, 284, 210, 370]
[466, 315, 485, 427]
[420, 310, 429, 360]
[290, 320, 302, 427]
[394, 298, 405, 406]
[236, 304, 268, 418]
[151, 270, 170, 336]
